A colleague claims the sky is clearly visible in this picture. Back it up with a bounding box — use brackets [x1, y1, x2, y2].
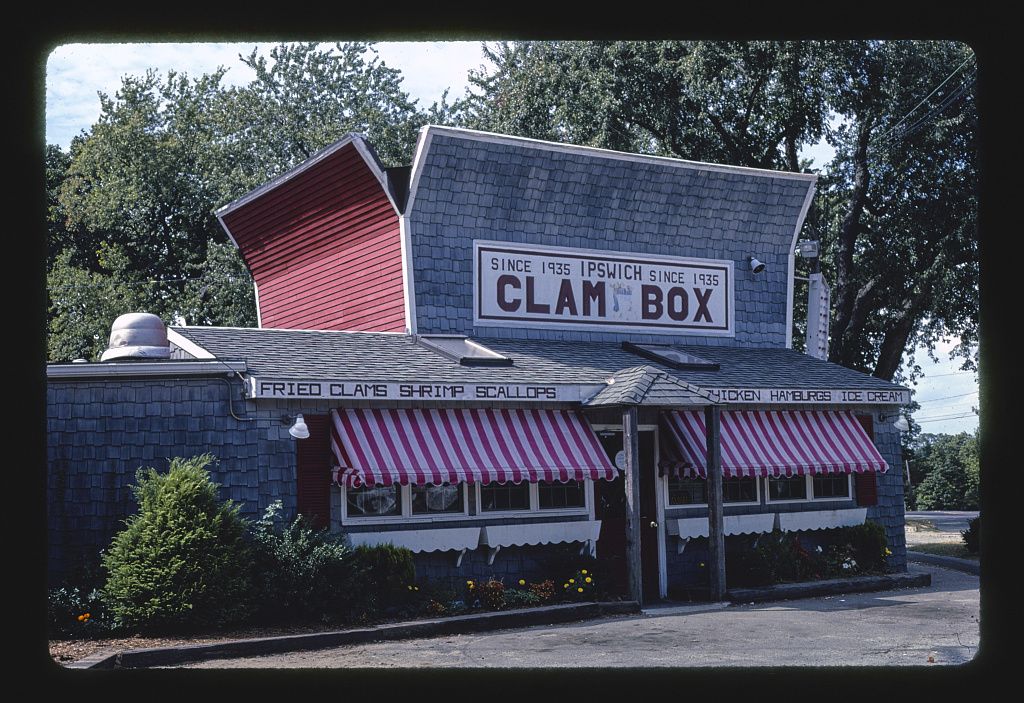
[43, 41, 979, 437]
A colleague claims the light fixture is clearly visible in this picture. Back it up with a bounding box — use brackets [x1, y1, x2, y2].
[881, 413, 910, 432]
[748, 256, 766, 274]
[795, 240, 820, 258]
[282, 413, 310, 439]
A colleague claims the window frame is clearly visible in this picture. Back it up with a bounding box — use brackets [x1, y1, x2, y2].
[342, 482, 471, 524]
[765, 473, 853, 503]
[474, 478, 592, 518]
[664, 474, 761, 508]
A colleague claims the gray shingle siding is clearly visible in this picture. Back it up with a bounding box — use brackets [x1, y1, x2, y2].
[45, 376, 300, 585]
[407, 130, 812, 347]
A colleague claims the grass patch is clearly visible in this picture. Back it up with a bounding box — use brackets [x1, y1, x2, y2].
[907, 541, 979, 562]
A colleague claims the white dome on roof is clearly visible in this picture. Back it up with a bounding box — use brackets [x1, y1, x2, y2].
[100, 312, 170, 361]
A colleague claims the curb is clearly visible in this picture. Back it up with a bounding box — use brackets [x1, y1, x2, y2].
[71, 601, 641, 669]
[725, 571, 932, 604]
[907, 551, 980, 575]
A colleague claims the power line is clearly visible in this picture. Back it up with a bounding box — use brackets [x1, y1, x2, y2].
[873, 55, 976, 145]
[915, 391, 978, 404]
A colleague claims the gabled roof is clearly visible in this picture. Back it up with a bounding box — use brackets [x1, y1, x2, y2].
[584, 365, 720, 407]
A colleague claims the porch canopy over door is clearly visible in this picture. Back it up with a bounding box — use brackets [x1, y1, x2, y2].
[660, 410, 888, 478]
[331, 408, 617, 488]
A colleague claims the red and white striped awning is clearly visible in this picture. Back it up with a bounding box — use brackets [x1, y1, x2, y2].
[660, 410, 889, 478]
[330, 408, 617, 488]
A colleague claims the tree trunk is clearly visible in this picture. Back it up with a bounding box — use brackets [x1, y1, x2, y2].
[829, 117, 874, 366]
[873, 288, 930, 381]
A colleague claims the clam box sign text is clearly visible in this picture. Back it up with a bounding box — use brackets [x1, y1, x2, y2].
[474, 240, 734, 335]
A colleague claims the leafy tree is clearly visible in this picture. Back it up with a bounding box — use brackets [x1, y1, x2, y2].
[454, 40, 977, 384]
[454, 40, 831, 171]
[227, 42, 431, 181]
[817, 41, 978, 381]
[101, 455, 253, 633]
[46, 243, 169, 361]
[908, 432, 979, 510]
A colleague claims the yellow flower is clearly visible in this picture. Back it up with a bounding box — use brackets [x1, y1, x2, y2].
[582, 570, 588, 575]
[585, 577, 592, 583]
[519, 580, 526, 586]
[578, 587, 583, 593]
[564, 583, 569, 589]
[569, 579, 575, 584]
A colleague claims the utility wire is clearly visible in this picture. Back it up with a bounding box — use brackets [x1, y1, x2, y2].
[873, 55, 976, 145]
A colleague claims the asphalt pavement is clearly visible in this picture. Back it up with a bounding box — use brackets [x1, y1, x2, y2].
[165, 562, 979, 670]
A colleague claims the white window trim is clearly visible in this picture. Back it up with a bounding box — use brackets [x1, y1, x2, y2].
[475, 479, 593, 519]
[341, 483, 471, 525]
[765, 473, 853, 503]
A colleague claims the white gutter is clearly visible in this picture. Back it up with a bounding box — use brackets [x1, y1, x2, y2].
[47, 360, 248, 379]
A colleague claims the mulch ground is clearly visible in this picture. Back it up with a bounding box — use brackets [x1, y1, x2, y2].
[49, 622, 353, 665]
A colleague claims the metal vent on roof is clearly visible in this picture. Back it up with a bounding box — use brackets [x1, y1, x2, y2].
[621, 342, 719, 371]
[100, 312, 170, 361]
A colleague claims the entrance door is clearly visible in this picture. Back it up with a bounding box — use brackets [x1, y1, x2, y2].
[594, 430, 660, 601]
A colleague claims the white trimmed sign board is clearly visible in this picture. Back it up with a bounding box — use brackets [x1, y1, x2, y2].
[474, 240, 734, 335]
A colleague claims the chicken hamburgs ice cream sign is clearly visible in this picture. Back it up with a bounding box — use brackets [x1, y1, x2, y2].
[474, 240, 734, 335]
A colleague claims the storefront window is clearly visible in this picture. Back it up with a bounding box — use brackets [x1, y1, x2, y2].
[411, 483, 464, 514]
[812, 474, 851, 499]
[480, 482, 530, 511]
[347, 484, 401, 517]
[768, 476, 807, 501]
[538, 480, 585, 509]
[766, 474, 852, 502]
[667, 476, 757, 505]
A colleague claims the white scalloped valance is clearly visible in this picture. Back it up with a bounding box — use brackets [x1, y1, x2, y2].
[480, 520, 602, 549]
[346, 527, 482, 553]
[671, 513, 776, 541]
[776, 508, 867, 532]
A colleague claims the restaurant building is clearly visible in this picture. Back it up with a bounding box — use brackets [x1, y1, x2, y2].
[46, 126, 910, 601]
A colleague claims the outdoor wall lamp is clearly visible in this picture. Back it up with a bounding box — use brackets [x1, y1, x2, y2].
[748, 256, 766, 274]
[282, 413, 310, 439]
[881, 413, 911, 432]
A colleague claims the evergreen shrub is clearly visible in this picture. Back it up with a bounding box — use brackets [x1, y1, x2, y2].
[351, 542, 416, 614]
[101, 455, 253, 633]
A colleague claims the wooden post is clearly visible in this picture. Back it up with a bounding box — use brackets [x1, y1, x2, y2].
[623, 405, 643, 605]
[705, 405, 726, 601]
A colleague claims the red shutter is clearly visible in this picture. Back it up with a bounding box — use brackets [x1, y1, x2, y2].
[296, 414, 332, 530]
[853, 414, 878, 506]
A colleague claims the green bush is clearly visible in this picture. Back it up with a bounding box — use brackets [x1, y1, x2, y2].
[831, 521, 889, 572]
[351, 542, 417, 614]
[725, 523, 890, 588]
[47, 556, 114, 639]
[101, 455, 253, 633]
[961, 515, 980, 555]
[48, 583, 112, 639]
[246, 501, 362, 625]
